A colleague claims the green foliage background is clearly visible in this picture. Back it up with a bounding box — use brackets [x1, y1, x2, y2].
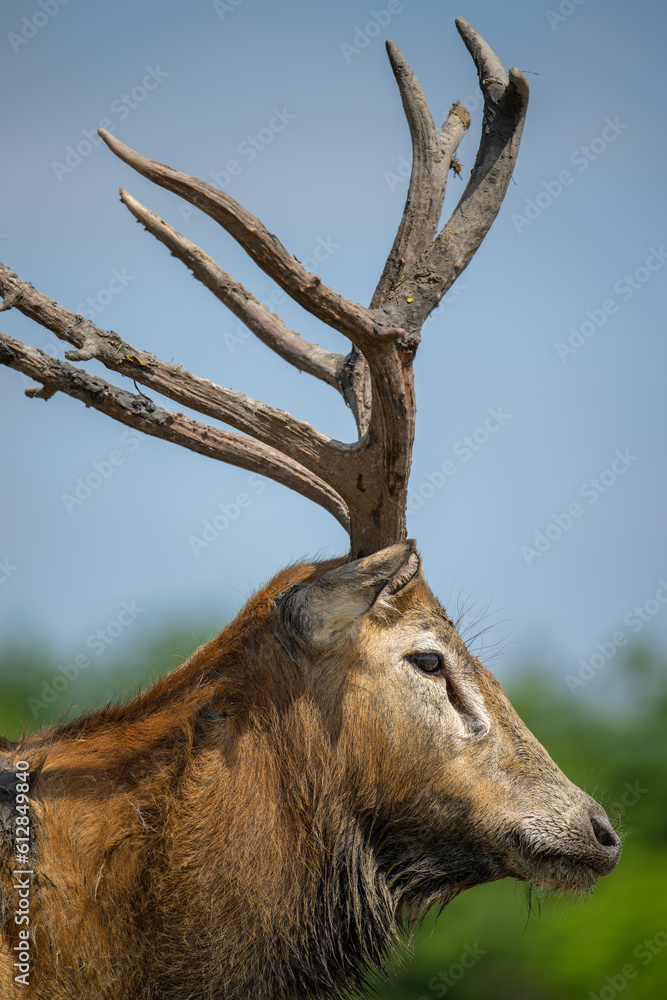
[1, 633, 665, 999]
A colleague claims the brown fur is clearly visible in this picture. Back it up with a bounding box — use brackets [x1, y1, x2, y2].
[0, 556, 620, 999]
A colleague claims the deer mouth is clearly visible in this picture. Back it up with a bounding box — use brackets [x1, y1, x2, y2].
[509, 808, 621, 893]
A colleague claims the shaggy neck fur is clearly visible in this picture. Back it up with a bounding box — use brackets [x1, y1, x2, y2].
[0, 562, 420, 1000]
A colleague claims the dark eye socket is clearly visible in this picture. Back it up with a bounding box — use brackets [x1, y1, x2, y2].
[409, 652, 444, 674]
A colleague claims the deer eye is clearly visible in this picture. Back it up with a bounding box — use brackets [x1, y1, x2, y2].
[409, 652, 443, 674]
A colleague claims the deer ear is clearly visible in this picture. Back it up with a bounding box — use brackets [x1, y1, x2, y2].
[280, 541, 420, 649]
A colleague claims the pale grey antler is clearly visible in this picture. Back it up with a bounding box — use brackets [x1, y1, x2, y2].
[0, 19, 528, 558]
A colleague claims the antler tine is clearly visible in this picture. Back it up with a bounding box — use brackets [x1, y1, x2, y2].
[118, 189, 345, 391]
[455, 15, 508, 92]
[340, 36, 473, 537]
[371, 41, 470, 309]
[379, 19, 529, 337]
[336, 22, 527, 555]
[98, 129, 382, 352]
[0, 330, 350, 532]
[0, 263, 344, 488]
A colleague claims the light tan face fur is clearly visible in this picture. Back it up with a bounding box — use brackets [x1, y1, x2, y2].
[297, 568, 620, 898]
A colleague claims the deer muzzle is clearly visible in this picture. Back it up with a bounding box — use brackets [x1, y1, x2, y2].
[509, 793, 621, 892]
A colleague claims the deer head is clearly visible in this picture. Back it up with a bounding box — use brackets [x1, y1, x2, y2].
[278, 543, 619, 896]
[0, 18, 620, 1000]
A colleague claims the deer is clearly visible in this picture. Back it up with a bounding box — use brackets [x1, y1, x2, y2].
[0, 18, 621, 1000]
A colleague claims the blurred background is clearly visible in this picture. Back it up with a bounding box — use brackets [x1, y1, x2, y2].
[0, 0, 665, 995]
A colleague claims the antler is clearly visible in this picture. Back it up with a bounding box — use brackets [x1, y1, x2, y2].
[0, 19, 528, 559]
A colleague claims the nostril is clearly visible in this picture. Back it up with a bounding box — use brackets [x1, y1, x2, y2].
[591, 814, 620, 852]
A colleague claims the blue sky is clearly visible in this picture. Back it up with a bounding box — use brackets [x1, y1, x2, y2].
[0, 0, 665, 705]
